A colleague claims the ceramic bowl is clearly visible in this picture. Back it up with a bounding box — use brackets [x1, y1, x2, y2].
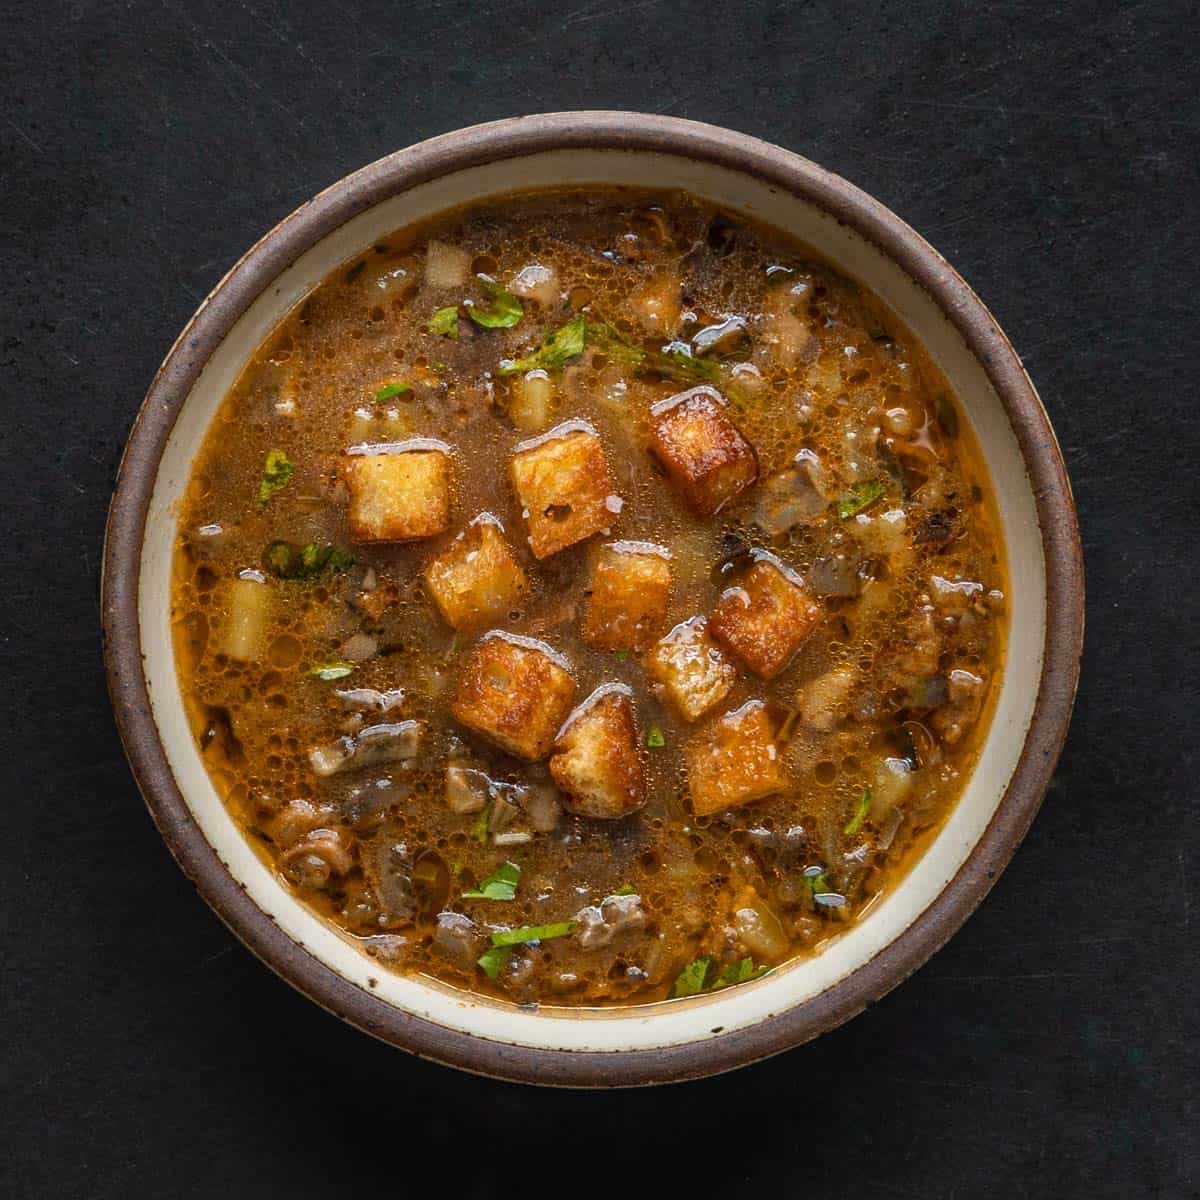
[102, 112, 1083, 1086]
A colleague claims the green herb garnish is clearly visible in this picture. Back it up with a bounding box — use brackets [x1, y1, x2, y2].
[715, 958, 771, 988]
[844, 787, 872, 836]
[263, 540, 355, 581]
[308, 661, 356, 681]
[490, 921, 577, 947]
[476, 944, 511, 979]
[837, 480, 886, 519]
[467, 278, 523, 329]
[671, 957, 714, 998]
[462, 861, 520, 901]
[428, 306, 459, 338]
[256, 449, 294, 506]
[614, 648, 631, 662]
[497, 314, 586, 376]
[646, 725, 666, 750]
[612, 883, 637, 897]
[373, 382, 412, 404]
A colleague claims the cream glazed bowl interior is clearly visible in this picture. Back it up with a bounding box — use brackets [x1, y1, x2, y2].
[102, 112, 1083, 1087]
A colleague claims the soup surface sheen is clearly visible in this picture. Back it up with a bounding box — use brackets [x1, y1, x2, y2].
[172, 188, 1007, 1007]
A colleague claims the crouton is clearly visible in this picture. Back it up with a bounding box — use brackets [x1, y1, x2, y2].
[509, 423, 620, 558]
[450, 632, 576, 760]
[644, 616, 736, 722]
[550, 686, 647, 819]
[709, 558, 822, 679]
[686, 700, 786, 816]
[649, 387, 758, 516]
[423, 517, 529, 631]
[344, 443, 452, 542]
[580, 541, 672, 652]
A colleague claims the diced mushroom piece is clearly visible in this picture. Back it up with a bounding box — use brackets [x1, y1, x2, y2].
[929, 667, 988, 745]
[752, 451, 828, 534]
[509, 423, 620, 558]
[423, 517, 529, 632]
[797, 666, 857, 732]
[550, 687, 647, 819]
[692, 315, 749, 357]
[432, 911, 485, 971]
[266, 798, 335, 849]
[649, 387, 758, 516]
[340, 631, 379, 662]
[507, 263, 558, 307]
[364, 838, 417, 928]
[334, 687, 406, 714]
[344, 446, 453, 542]
[279, 827, 356, 889]
[424, 239, 471, 288]
[307, 720, 424, 777]
[709, 558, 822, 680]
[522, 784, 564, 832]
[573, 893, 648, 949]
[444, 763, 490, 814]
[645, 616, 736, 722]
[221, 575, 272, 661]
[580, 542, 672, 652]
[450, 632, 576, 760]
[686, 700, 786, 817]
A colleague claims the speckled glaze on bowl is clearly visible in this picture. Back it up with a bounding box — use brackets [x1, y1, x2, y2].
[101, 112, 1083, 1087]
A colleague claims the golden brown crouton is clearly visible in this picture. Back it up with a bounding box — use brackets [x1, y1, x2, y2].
[649, 387, 758, 516]
[344, 444, 452, 542]
[450, 632, 576, 760]
[709, 558, 822, 679]
[644, 616, 736, 722]
[580, 542, 672, 652]
[423, 517, 529, 632]
[550, 687, 647, 819]
[686, 700, 786, 816]
[509, 423, 620, 558]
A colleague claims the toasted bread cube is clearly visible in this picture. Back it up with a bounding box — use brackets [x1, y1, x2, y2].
[423, 518, 529, 632]
[686, 700, 786, 816]
[450, 632, 576, 760]
[345, 447, 451, 542]
[550, 687, 647, 819]
[649, 386, 758, 516]
[709, 558, 822, 679]
[509, 424, 619, 558]
[581, 542, 672, 652]
[644, 616, 736, 722]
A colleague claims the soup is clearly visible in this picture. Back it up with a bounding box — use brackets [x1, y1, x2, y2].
[171, 188, 1007, 1007]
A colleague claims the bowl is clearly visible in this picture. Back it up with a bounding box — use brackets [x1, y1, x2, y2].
[102, 112, 1083, 1087]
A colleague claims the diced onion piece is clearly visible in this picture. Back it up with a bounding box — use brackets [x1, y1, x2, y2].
[798, 667, 857, 732]
[508, 263, 558, 306]
[425, 240, 470, 289]
[733, 892, 789, 960]
[630, 272, 681, 336]
[493, 831, 533, 846]
[221, 576, 271, 661]
[510, 369, 554, 432]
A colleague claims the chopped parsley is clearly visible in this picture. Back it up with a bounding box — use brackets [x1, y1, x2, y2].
[263, 540, 354, 581]
[428, 306, 459, 338]
[256, 449, 294, 506]
[476, 945, 511, 979]
[844, 786, 872, 836]
[497, 314, 586, 375]
[715, 958, 772, 988]
[490, 921, 577, 947]
[646, 725, 666, 750]
[837, 480, 886, 519]
[307, 661, 356, 681]
[467, 278, 523, 329]
[471, 802, 491, 846]
[671, 957, 714, 998]
[612, 883, 637, 897]
[613, 648, 631, 662]
[373, 382, 412, 404]
[462, 861, 520, 901]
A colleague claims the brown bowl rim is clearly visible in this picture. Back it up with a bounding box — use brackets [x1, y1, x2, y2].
[101, 111, 1084, 1088]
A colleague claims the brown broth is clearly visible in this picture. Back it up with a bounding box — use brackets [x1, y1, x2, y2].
[171, 188, 1008, 1007]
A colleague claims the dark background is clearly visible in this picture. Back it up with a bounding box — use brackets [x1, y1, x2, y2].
[3, 1, 1197, 1196]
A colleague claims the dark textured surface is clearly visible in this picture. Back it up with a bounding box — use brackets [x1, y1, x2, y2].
[2, 1, 1196, 1196]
